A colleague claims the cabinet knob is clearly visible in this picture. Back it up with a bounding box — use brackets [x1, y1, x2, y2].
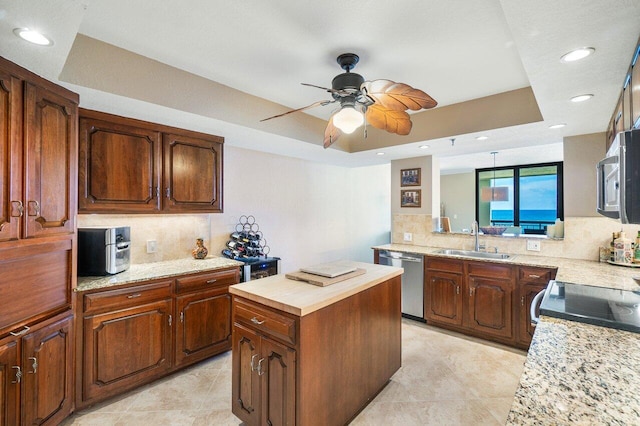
[11, 366, 21, 384]
[10, 200, 23, 217]
[27, 200, 40, 216]
[168, 314, 172, 327]
[9, 325, 30, 337]
[28, 357, 38, 374]
[521, 296, 525, 306]
[257, 358, 265, 376]
[456, 285, 460, 295]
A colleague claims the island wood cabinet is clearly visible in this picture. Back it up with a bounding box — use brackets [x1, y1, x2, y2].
[232, 300, 297, 426]
[76, 267, 239, 408]
[78, 109, 223, 214]
[0, 312, 73, 426]
[422, 255, 556, 348]
[231, 274, 401, 425]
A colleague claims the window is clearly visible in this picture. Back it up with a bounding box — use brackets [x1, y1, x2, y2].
[475, 162, 563, 235]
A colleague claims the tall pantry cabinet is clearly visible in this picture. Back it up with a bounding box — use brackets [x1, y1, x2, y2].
[0, 56, 78, 425]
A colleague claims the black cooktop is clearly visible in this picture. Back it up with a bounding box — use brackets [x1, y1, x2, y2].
[540, 281, 640, 333]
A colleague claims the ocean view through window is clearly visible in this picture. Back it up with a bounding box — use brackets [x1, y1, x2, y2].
[476, 162, 563, 235]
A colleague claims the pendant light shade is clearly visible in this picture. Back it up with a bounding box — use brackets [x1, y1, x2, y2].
[480, 152, 510, 202]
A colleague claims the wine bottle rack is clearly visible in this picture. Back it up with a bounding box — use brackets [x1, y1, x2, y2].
[222, 215, 270, 261]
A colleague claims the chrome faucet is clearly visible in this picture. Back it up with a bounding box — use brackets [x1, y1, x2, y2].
[471, 221, 480, 251]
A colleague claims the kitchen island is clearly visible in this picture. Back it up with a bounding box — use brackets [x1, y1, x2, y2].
[229, 261, 403, 425]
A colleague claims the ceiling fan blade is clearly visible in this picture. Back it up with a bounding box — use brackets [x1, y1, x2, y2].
[260, 100, 334, 122]
[323, 116, 342, 149]
[362, 79, 437, 111]
[366, 104, 412, 135]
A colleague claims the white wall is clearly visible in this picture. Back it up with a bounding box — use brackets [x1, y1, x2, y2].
[440, 172, 475, 232]
[563, 132, 605, 217]
[79, 145, 391, 272]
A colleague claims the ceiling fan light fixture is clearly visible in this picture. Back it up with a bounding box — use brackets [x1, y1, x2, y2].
[332, 106, 364, 134]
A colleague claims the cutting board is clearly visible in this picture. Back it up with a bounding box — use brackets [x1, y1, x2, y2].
[285, 268, 366, 287]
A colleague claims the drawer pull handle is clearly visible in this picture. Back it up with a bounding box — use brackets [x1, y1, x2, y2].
[127, 293, 142, 299]
[28, 357, 38, 374]
[528, 274, 541, 279]
[12, 366, 21, 384]
[257, 358, 265, 376]
[251, 317, 265, 325]
[521, 296, 525, 306]
[456, 285, 460, 295]
[250, 354, 259, 371]
[10, 326, 30, 337]
[206, 279, 218, 284]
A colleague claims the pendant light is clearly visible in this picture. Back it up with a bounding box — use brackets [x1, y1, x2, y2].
[480, 152, 509, 202]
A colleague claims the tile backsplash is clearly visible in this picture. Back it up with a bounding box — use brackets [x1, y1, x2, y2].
[78, 214, 210, 264]
[392, 214, 640, 261]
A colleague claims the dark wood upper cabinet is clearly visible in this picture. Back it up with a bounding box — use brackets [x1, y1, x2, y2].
[79, 115, 162, 213]
[163, 133, 222, 213]
[78, 109, 223, 214]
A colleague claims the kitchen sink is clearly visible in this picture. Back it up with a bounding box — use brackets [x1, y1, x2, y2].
[435, 249, 513, 260]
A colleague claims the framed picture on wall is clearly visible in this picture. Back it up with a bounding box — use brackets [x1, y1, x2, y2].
[401, 168, 421, 186]
[401, 189, 421, 208]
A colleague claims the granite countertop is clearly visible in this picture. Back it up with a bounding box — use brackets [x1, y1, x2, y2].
[229, 261, 403, 317]
[373, 243, 640, 290]
[507, 316, 640, 424]
[76, 256, 244, 292]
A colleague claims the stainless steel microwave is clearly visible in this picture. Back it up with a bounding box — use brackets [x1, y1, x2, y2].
[597, 129, 640, 224]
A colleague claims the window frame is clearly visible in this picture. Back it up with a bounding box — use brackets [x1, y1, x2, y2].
[475, 161, 564, 234]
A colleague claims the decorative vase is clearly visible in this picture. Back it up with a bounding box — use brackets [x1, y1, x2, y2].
[192, 238, 208, 259]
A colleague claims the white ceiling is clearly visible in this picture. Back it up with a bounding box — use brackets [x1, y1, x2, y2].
[0, 0, 639, 171]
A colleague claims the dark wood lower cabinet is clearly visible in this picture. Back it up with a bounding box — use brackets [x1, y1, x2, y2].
[76, 267, 239, 409]
[421, 255, 556, 349]
[0, 313, 73, 426]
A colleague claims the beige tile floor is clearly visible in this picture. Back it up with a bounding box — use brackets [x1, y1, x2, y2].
[62, 319, 526, 426]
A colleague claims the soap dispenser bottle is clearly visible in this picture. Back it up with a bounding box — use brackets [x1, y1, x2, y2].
[614, 231, 632, 264]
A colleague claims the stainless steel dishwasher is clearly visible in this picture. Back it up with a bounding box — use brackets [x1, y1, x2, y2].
[378, 250, 425, 321]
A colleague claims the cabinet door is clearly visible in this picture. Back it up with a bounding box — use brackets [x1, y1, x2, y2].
[0, 336, 19, 426]
[261, 338, 296, 426]
[78, 116, 162, 213]
[633, 57, 640, 129]
[0, 69, 22, 243]
[517, 282, 546, 346]
[82, 300, 172, 403]
[175, 287, 231, 367]
[467, 276, 513, 339]
[23, 82, 76, 238]
[424, 271, 463, 326]
[21, 315, 73, 426]
[163, 133, 222, 213]
[232, 324, 260, 426]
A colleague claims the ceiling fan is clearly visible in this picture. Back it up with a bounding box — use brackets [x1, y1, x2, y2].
[260, 53, 438, 148]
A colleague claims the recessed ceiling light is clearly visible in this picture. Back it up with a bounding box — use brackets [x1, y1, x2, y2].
[376, 152, 385, 156]
[476, 136, 489, 141]
[570, 94, 593, 103]
[549, 123, 566, 129]
[560, 47, 595, 63]
[419, 145, 430, 149]
[13, 28, 53, 46]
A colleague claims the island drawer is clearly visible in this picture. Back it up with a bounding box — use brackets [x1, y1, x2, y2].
[83, 280, 173, 314]
[176, 267, 239, 293]
[518, 266, 556, 284]
[233, 298, 297, 346]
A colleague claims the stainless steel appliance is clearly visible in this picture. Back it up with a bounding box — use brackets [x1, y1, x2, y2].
[78, 226, 131, 276]
[240, 257, 281, 282]
[532, 280, 640, 333]
[597, 129, 640, 223]
[378, 250, 424, 321]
